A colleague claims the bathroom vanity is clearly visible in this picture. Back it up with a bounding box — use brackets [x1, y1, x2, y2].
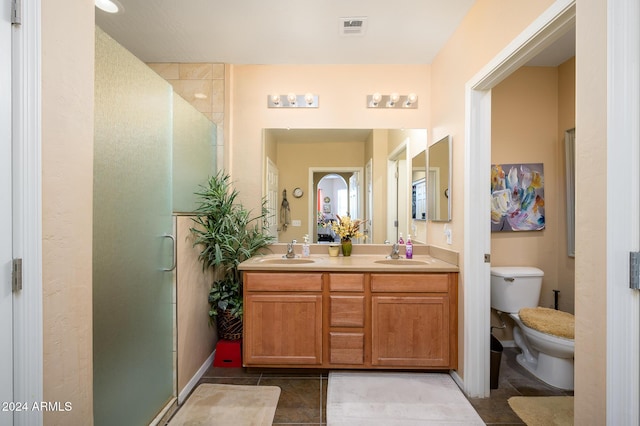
[239, 248, 459, 370]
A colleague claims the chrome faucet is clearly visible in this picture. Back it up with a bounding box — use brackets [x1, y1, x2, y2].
[285, 240, 297, 258]
[387, 243, 401, 260]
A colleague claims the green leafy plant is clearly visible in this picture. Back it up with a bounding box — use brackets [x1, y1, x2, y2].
[191, 171, 274, 322]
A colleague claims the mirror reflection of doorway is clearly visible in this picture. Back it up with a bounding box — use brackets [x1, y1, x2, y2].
[316, 173, 348, 243]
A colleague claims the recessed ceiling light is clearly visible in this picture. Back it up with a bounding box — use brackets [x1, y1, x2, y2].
[95, 0, 123, 14]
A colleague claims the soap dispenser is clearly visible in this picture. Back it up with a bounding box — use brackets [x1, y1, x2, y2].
[302, 234, 310, 258]
[405, 234, 413, 259]
[398, 233, 404, 245]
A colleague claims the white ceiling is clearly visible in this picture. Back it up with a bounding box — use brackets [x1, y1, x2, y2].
[96, 0, 476, 64]
[95, 0, 574, 66]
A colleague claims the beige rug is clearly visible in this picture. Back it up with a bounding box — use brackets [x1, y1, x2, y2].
[327, 371, 485, 425]
[508, 396, 574, 426]
[168, 384, 281, 426]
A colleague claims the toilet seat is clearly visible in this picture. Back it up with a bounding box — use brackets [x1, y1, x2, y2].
[509, 313, 575, 390]
[519, 307, 574, 339]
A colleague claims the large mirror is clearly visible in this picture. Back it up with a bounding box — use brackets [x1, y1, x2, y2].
[427, 135, 452, 222]
[262, 128, 427, 244]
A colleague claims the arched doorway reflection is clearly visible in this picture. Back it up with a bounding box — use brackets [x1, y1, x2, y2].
[315, 173, 348, 243]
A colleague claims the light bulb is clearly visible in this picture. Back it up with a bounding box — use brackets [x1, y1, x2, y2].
[270, 94, 281, 105]
[386, 92, 400, 107]
[370, 92, 382, 107]
[287, 93, 297, 105]
[406, 93, 418, 105]
[304, 93, 315, 105]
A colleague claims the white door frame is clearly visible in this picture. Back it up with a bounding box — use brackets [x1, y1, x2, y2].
[462, 0, 575, 397]
[11, 0, 43, 423]
[606, 0, 640, 423]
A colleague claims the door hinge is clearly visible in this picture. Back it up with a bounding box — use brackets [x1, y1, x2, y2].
[630, 252, 640, 289]
[12, 258, 23, 292]
[11, 0, 22, 25]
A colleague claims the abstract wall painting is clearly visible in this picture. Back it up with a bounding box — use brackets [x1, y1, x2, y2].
[491, 163, 545, 232]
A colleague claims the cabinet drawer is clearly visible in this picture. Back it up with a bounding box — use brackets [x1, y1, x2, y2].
[329, 273, 365, 292]
[330, 295, 365, 327]
[330, 332, 364, 365]
[244, 273, 323, 292]
[370, 273, 449, 293]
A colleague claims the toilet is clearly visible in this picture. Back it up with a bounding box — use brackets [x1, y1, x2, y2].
[490, 266, 575, 390]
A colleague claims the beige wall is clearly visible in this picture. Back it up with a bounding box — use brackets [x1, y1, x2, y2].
[575, 0, 607, 422]
[176, 217, 216, 394]
[42, 0, 95, 423]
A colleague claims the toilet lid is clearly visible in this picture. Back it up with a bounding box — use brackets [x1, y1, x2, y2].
[519, 307, 574, 339]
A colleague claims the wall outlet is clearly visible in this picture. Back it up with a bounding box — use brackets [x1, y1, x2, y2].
[292, 220, 301, 227]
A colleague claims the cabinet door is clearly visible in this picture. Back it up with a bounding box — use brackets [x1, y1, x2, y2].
[371, 296, 449, 367]
[244, 294, 322, 365]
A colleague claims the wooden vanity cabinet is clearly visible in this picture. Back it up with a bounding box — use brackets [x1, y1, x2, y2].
[370, 273, 456, 367]
[327, 273, 367, 366]
[243, 271, 457, 370]
[243, 273, 323, 365]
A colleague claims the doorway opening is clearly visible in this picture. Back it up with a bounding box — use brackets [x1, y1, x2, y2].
[308, 167, 364, 244]
[462, 0, 575, 397]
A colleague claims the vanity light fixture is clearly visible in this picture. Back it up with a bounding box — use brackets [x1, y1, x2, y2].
[268, 93, 319, 108]
[366, 93, 419, 109]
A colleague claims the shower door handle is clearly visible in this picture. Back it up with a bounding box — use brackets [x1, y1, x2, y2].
[162, 233, 176, 271]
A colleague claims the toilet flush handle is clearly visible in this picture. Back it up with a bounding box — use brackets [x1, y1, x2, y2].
[504, 277, 514, 282]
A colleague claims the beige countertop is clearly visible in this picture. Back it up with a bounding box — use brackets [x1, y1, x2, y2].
[238, 244, 459, 273]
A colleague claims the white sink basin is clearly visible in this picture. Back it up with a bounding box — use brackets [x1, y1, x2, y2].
[374, 259, 429, 266]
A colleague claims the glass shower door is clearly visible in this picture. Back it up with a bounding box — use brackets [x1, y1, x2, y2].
[93, 28, 174, 425]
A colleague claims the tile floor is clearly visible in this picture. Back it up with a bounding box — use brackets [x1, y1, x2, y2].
[169, 346, 573, 425]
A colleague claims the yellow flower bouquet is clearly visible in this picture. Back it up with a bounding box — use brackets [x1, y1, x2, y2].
[331, 215, 365, 241]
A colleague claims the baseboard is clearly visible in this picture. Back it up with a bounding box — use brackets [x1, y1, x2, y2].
[450, 370, 464, 391]
[178, 349, 216, 405]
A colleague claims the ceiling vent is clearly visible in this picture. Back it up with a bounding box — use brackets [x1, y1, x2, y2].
[339, 17, 368, 36]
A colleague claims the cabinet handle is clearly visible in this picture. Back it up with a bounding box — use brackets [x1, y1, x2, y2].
[163, 233, 176, 271]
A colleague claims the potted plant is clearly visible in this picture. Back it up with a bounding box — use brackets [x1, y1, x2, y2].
[191, 171, 274, 340]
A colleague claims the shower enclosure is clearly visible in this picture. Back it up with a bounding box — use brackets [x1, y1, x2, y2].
[94, 28, 216, 425]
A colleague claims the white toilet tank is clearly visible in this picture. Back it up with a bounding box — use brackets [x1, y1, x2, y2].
[490, 266, 544, 313]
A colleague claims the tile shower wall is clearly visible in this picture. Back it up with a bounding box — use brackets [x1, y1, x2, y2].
[148, 63, 225, 170]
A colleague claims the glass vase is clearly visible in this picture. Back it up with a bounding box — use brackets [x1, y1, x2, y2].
[341, 239, 352, 257]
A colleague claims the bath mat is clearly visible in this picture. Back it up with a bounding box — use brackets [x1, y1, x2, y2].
[168, 384, 281, 426]
[326, 371, 484, 425]
[508, 396, 573, 426]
